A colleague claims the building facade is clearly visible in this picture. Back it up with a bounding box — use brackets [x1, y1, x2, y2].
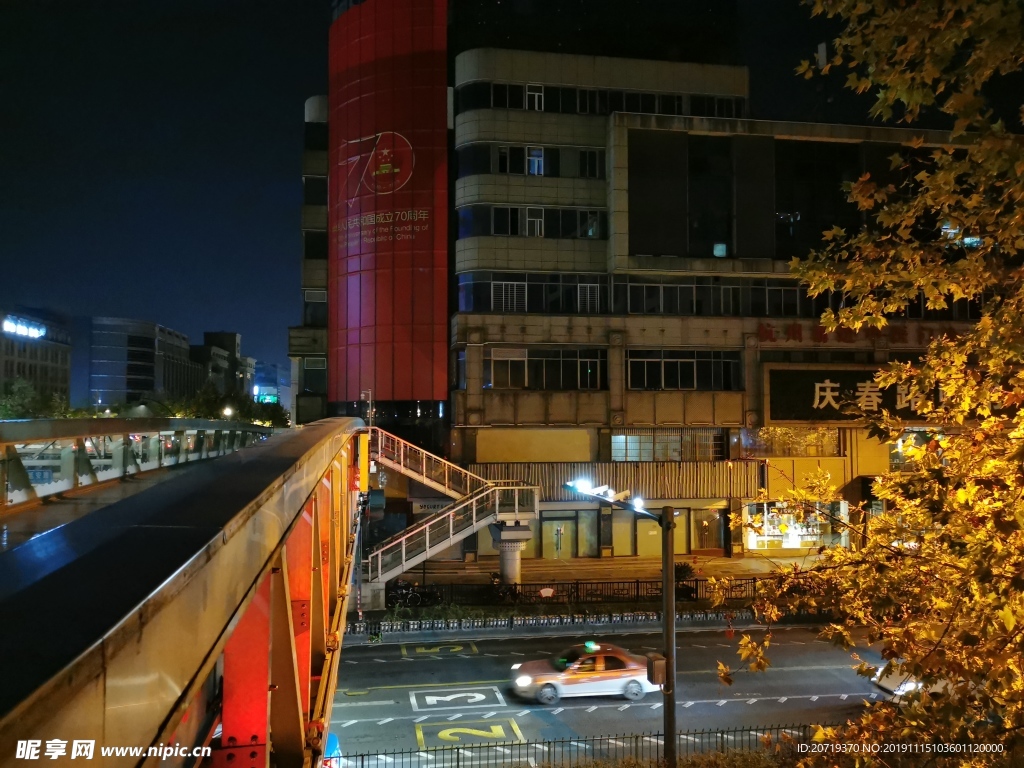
[71, 317, 204, 409]
[314, 5, 963, 564]
[290, 96, 330, 425]
[0, 308, 71, 405]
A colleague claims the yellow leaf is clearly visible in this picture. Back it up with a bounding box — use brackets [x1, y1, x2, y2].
[998, 607, 1017, 632]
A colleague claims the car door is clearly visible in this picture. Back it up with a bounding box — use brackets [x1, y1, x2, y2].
[563, 654, 600, 696]
[594, 654, 631, 695]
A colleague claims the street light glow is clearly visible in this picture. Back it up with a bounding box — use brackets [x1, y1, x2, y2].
[571, 478, 592, 494]
[633, 496, 645, 510]
[223, 407, 233, 418]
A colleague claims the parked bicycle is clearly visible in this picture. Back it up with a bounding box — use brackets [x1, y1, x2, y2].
[386, 579, 422, 609]
[490, 572, 521, 604]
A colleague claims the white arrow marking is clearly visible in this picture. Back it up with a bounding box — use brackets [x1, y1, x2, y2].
[424, 693, 487, 706]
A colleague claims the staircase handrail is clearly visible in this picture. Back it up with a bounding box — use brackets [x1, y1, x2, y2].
[366, 481, 538, 583]
[369, 427, 490, 497]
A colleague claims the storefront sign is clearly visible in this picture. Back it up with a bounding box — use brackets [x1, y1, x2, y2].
[765, 366, 923, 423]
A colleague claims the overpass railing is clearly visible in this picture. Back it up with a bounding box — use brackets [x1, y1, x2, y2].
[0, 417, 274, 511]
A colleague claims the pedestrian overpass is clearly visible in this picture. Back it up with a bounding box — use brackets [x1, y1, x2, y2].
[0, 418, 536, 767]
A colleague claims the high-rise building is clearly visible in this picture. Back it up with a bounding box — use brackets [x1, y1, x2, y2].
[310, 2, 967, 562]
[289, 96, 330, 425]
[71, 317, 204, 409]
[1, 307, 71, 405]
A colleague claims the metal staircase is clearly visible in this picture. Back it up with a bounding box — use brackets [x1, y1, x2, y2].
[365, 428, 538, 583]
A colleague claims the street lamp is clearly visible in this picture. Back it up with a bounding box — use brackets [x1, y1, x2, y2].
[359, 389, 374, 428]
[565, 479, 678, 768]
[222, 406, 233, 419]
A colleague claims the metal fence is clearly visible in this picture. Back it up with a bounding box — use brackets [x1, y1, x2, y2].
[401, 577, 760, 607]
[342, 723, 827, 767]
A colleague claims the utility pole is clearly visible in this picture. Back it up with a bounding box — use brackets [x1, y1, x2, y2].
[660, 505, 677, 767]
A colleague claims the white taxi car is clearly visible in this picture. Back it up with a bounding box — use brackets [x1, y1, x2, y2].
[510, 641, 659, 705]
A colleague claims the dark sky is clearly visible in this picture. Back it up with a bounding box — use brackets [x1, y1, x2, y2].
[0, 0, 331, 375]
[0, 0, 876, 380]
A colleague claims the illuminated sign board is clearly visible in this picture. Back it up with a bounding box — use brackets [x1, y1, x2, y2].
[2, 316, 47, 340]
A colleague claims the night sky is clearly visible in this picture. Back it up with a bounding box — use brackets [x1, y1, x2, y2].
[0, 0, 863, 378]
[0, 0, 331, 374]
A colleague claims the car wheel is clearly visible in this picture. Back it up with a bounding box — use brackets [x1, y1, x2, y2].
[536, 684, 560, 705]
[623, 680, 645, 701]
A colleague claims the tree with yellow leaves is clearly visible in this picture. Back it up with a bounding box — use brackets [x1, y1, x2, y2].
[717, 2, 1024, 766]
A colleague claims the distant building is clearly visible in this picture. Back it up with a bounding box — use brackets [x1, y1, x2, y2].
[71, 317, 204, 408]
[0, 306, 72, 403]
[254, 362, 292, 409]
[288, 95, 330, 425]
[190, 332, 257, 397]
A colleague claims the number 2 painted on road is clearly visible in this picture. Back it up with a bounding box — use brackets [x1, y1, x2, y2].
[437, 725, 506, 742]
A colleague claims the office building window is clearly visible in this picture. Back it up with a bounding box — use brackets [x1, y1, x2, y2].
[492, 207, 521, 236]
[492, 282, 527, 313]
[304, 358, 327, 369]
[578, 284, 600, 314]
[304, 230, 328, 260]
[527, 146, 544, 176]
[483, 348, 608, 390]
[526, 84, 544, 111]
[526, 208, 544, 237]
[612, 429, 726, 462]
[579, 210, 601, 238]
[627, 350, 742, 391]
[579, 150, 604, 179]
[303, 177, 327, 205]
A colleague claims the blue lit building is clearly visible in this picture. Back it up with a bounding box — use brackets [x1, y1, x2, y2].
[0, 306, 72, 403]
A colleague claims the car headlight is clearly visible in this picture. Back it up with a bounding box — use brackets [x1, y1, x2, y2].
[515, 675, 532, 687]
[511, 663, 521, 670]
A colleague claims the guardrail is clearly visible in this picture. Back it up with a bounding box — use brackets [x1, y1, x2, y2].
[342, 722, 831, 767]
[366, 483, 539, 583]
[0, 417, 274, 511]
[373, 428, 489, 499]
[394, 577, 760, 607]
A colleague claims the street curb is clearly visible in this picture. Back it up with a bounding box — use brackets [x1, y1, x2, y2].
[343, 611, 828, 646]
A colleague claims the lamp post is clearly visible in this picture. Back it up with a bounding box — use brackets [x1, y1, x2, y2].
[564, 480, 677, 767]
[359, 389, 374, 428]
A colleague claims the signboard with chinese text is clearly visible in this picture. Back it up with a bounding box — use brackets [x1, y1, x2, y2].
[764, 365, 925, 423]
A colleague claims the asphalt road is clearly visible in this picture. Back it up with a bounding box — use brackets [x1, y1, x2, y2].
[331, 626, 882, 757]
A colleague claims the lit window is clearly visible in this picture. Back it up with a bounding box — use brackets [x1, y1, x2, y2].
[527, 146, 544, 176]
[526, 84, 544, 111]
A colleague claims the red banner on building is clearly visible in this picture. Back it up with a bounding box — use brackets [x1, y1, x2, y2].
[328, 0, 449, 403]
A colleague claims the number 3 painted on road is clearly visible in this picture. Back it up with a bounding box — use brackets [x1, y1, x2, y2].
[437, 726, 506, 742]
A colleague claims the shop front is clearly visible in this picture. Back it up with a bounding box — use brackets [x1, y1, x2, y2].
[743, 500, 849, 553]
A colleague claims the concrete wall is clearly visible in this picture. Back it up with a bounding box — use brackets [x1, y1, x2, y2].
[475, 427, 594, 462]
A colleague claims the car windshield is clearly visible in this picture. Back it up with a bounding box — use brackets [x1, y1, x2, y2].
[553, 649, 582, 671]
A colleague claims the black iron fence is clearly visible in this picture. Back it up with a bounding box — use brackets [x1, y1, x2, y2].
[398, 577, 760, 607]
[341, 723, 827, 767]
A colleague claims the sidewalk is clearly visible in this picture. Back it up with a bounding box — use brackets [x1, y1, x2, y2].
[417, 552, 821, 584]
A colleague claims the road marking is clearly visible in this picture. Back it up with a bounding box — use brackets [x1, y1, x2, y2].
[415, 718, 525, 749]
[375, 756, 393, 764]
[416, 752, 434, 760]
[410, 687, 506, 712]
[532, 745, 548, 752]
[403, 642, 479, 657]
[447, 715, 462, 721]
[778, 697, 788, 703]
[840, 694, 848, 700]
[643, 646, 657, 650]
[750, 731, 767, 738]
[810, 696, 819, 701]
[494, 747, 510, 754]
[717, 644, 730, 648]
[586, 706, 597, 713]
[609, 740, 625, 746]
[401, 657, 416, 662]
[414, 716, 429, 723]
[537, 651, 552, 655]
[791, 641, 805, 645]
[485, 653, 500, 657]
[644, 737, 662, 744]
[552, 708, 564, 714]
[458, 749, 473, 757]
[870, 694, 878, 699]
[747, 699, 757, 704]
[716, 700, 727, 706]
[517, 710, 529, 716]
[694, 644, 706, 648]
[785, 729, 803, 736]
[334, 700, 398, 708]
[482, 712, 495, 719]
[377, 718, 393, 725]
[682, 702, 694, 708]
[374, 659, 387, 663]
[511, 652, 525, 656]
[651, 703, 663, 710]
[339, 720, 357, 728]
[680, 735, 698, 742]
[344, 660, 359, 664]
[617, 705, 630, 711]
